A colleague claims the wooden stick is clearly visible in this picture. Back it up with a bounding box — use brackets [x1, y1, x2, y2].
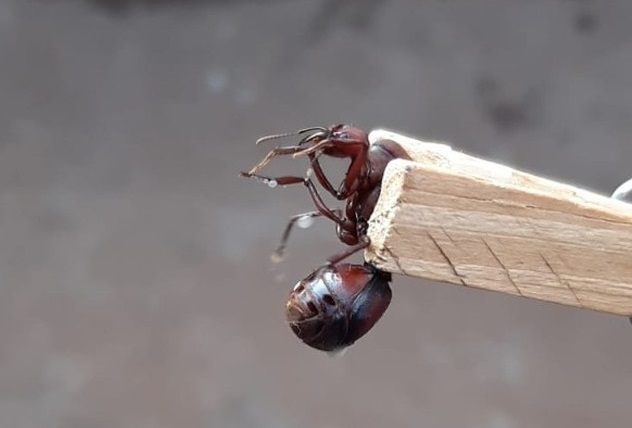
[365, 129, 632, 316]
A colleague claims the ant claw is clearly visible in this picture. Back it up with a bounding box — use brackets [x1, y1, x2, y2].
[270, 251, 285, 264]
[241, 171, 278, 188]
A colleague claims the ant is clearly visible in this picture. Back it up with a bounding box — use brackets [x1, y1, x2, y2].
[241, 124, 410, 352]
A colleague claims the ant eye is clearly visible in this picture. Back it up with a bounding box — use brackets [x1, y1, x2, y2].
[307, 301, 317, 313]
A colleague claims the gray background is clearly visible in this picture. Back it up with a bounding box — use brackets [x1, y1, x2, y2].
[1, 1, 631, 427]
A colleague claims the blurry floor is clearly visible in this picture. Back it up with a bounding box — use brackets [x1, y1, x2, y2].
[0, 1, 631, 427]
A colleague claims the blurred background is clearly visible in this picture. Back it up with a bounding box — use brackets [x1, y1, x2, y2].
[1, 0, 632, 427]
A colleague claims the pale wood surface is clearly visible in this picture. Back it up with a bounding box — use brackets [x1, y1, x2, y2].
[365, 130, 632, 315]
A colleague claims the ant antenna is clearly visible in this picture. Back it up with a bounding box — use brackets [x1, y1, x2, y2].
[297, 126, 329, 135]
[255, 131, 299, 145]
[255, 126, 330, 146]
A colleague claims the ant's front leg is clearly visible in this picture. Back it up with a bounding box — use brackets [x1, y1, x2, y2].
[305, 144, 368, 201]
[241, 171, 343, 223]
[243, 144, 313, 176]
[307, 152, 338, 198]
[325, 236, 371, 266]
[241, 171, 347, 236]
[302, 177, 348, 227]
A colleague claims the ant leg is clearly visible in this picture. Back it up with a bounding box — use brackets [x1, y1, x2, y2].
[308, 153, 338, 198]
[272, 209, 340, 262]
[273, 211, 323, 262]
[242, 171, 344, 227]
[244, 145, 314, 176]
[305, 143, 368, 200]
[340, 143, 369, 197]
[303, 178, 347, 227]
[244, 170, 358, 263]
[239, 172, 305, 187]
[325, 237, 371, 266]
[292, 139, 332, 158]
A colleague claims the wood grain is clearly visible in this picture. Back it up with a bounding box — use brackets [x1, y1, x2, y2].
[365, 130, 632, 315]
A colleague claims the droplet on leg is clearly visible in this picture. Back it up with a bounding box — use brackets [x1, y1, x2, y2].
[297, 215, 314, 229]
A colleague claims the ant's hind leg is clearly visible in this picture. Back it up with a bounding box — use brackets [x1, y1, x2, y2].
[273, 209, 340, 263]
[325, 237, 371, 266]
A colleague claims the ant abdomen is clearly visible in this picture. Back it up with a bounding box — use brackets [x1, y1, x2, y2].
[285, 263, 392, 352]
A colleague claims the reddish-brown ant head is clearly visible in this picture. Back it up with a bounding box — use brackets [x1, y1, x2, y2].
[256, 124, 369, 148]
[285, 263, 392, 352]
[298, 124, 369, 154]
[327, 124, 369, 146]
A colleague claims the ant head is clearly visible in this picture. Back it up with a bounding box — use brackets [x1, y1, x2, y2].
[296, 126, 334, 146]
[254, 124, 368, 149]
[298, 124, 368, 147]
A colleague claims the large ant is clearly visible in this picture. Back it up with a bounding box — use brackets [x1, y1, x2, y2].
[241, 124, 410, 352]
